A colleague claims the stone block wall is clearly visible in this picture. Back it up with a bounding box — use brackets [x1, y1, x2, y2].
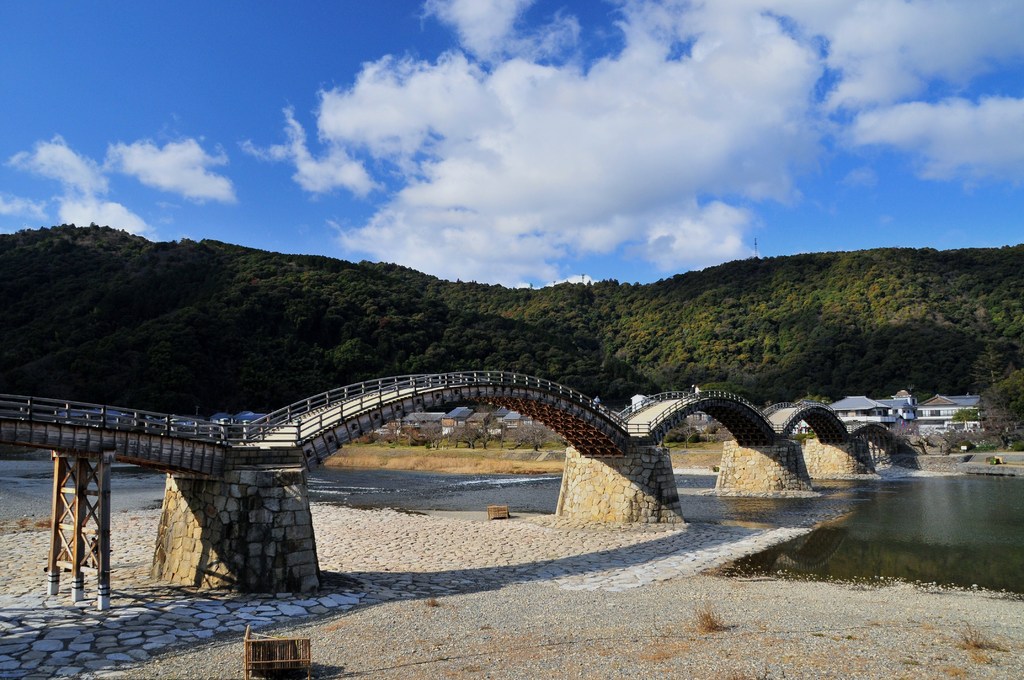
[803, 439, 874, 478]
[151, 466, 319, 593]
[556, 446, 683, 523]
[715, 440, 813, 493]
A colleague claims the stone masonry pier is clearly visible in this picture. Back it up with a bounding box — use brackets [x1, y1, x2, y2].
[803, 439, 875, 478]
[556, 445, 683, 523]
[151, 461, 320, 593]
[716, 440, 813, 493]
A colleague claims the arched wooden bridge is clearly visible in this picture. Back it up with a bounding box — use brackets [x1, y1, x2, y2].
[0, 373, 891, 608]
[0, 372, 877, 476]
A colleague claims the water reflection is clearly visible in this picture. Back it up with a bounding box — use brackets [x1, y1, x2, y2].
[726, 476, 1024, 593]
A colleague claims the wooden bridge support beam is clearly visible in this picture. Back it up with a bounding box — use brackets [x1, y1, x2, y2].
[47, 450, 113, 610]
[803, 439, 875, 478]
[715, 440, 813, 493]
[556, 446, 683, 523]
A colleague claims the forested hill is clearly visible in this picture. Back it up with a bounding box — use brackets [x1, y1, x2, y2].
[2, 224, 1023, 415]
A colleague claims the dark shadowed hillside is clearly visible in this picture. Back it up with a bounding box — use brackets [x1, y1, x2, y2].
[2, 225, 1022, 414]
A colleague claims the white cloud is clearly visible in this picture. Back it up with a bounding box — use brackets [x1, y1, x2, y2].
[9, 136, 108, 195]
[106, 139, 236, 203]
[424, 0, 577, 62]
[631, 202, 752, 271]
[271, 0, 1024, 284]
[242, 108, 378, 196]
[316, 1, 820, 284]
[841, 167, 877, 188]
[770, 0, 1024, 110]
[57, 196, 149, 234]
[8, 136, 151, 235]
[425, 0, 532, 60]
[0, 194, 48, 220]
[851, 97, 1024, 183]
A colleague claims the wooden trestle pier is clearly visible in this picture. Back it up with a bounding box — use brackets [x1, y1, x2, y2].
[47, 450, 113, 609]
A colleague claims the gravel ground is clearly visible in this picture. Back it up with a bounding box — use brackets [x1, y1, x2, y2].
[113, 574, 1024, 679]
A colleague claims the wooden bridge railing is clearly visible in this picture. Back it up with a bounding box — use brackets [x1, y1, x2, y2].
[240, 371, 626, 445]
[0, 394, 231, 444]
[623, 390, 769, 438]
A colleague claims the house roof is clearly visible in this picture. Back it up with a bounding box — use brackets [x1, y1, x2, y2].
[830, 396, 887, 411]
[445, 406, 474, 419]
[919, 394, 980, 408]
[876, 398, 917, 418]
[403, 412, 444, 423]
[467, 412, 488, 423]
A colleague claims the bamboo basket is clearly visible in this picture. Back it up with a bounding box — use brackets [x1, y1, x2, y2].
[243, 625, 311, 680]
[487, 504, 510, 519]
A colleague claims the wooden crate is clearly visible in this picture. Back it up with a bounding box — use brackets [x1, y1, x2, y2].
[244, 625, 312, 680]
[487, 504, 510, 520]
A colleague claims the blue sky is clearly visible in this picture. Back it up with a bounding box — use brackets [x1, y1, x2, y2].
[2, 1, 1023, 287]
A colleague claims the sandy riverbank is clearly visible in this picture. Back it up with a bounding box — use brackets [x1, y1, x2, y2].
[122, 573, 1024, 679]
[2, 500, 1021, 679]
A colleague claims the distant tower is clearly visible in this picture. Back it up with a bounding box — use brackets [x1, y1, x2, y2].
[753, 238, 760, 259]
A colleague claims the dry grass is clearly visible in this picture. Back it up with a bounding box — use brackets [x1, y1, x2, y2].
[322, 619, 351, 633]
[693, 602, 728, 634]
[0, 517, 51, 534]
[425, 598, 442, 608]
[959, 625, 1007, 652]
[637, 640, 690, 662]
[324, 447, 564, 475]
[723, 668, 774, 680]
[669, 450, 723, 468]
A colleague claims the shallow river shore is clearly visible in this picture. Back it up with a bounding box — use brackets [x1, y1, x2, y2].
[2, 496, 1023, 679]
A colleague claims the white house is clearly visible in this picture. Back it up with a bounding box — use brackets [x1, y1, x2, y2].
[916, 395, 981, 434]
[829, 396, 900, 426]
[830, 390, 919, 430]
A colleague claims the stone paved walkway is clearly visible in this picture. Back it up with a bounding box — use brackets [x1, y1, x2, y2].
[0, 504, 818, 679]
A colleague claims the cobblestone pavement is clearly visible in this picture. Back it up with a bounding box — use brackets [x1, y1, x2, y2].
[0, 504, 823, 679]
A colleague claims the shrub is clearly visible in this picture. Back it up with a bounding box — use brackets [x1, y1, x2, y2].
[693, 602, 727, 633]
[959, 624, 1007, 652]
[1011, 440, 1024, 452]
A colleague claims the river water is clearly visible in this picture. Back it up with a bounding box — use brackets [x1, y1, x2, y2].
[724, 475, 1024, 593]
[2, 449, 1021, 593]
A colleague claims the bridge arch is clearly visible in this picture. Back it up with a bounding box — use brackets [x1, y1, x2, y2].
[242, 372, 632, 466]
[766, 401, 848, 443]
[848, 422, 897, 463]
[624, 391, 776, 446]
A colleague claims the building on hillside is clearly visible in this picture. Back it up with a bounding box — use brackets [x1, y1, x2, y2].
[441, 406, 474, 434]
[876, 389, 918, 424]
[916, 395, 981, 434]
[401, 412, 444, 432]
[467, 412, 489, 430]
[489, 407, 510, 436]
[829, 390, 919, 431]
[830, 396, 900, 426]
[501, 411, 533, 429]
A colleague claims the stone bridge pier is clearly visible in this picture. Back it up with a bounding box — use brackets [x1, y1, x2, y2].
[716, 440, 813, 493]
[556, 445, 683, 523]
[802, 439, 875, 478]
[151, 449, 320, 593]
